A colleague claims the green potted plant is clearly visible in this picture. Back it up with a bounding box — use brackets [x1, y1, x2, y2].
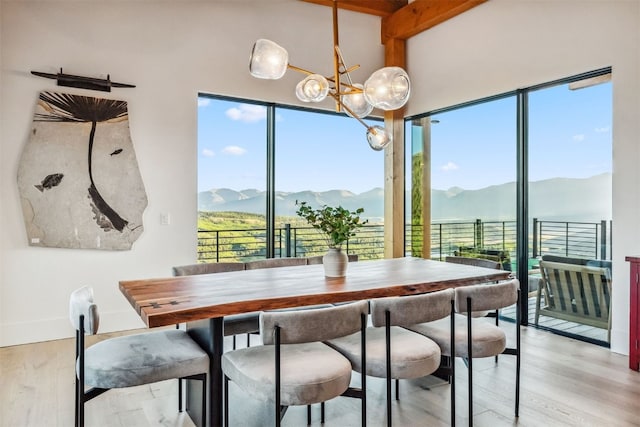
[296, 200, 368, 277]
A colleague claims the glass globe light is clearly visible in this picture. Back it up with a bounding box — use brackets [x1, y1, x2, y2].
[366, 125, 392, 151]
[341, 83, 373, 118]
[249, 39, 289, 80]
[363, 66, 411, 110]
[295, 74, 329, 103]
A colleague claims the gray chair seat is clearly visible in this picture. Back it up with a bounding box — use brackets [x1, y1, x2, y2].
[222, 301, 369, 426]
[70, 286, 208, 427]
[222, 340, 352, 407]
[327, 327, 441, 379]
[83, 329, 209, 389]
[408, 314, 506, 358]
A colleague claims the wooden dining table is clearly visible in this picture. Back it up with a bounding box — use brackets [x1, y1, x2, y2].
[119, 257, 511, 427]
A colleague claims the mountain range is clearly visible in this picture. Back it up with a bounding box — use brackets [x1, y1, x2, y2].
[198, 173, 612, 223]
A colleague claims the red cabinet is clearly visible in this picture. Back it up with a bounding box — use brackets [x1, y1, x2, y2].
[626, 256, 640, 370]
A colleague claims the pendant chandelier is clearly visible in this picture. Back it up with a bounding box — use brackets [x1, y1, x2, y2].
[248, 0, 410, 151]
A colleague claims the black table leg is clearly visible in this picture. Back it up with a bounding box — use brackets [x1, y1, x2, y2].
[187, 317, 224, 427]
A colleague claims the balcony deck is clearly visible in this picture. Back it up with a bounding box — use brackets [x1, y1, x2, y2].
[501, 295, 609, 346]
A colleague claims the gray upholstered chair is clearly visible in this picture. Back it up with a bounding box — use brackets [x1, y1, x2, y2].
[244, 257, 307, 269]
[70, 286, 209, 427]
[445, 255, 502, 319]
[172, 261, 244, 276]
[407, 279, 521, 427]
[222, 301, 369, 427]
[445, 255, 501, 270]
[327, 289, 456, 427]
[172, 262, 256, 349]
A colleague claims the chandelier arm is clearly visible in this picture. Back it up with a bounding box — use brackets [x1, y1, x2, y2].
[287, 64, 315, 76]
[341, 64, 361, 75]
[329, 92, 372, 130]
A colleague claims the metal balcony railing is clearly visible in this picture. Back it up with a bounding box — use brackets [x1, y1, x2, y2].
[532, 218, 611, 260]
[197, 219, 611, 264]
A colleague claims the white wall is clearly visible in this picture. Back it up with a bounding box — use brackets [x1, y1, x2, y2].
[0, 0, 383, 346]
[407, 0, 640, 354]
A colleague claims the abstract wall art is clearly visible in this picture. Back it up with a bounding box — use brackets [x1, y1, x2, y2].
[17, 91, 148, 250]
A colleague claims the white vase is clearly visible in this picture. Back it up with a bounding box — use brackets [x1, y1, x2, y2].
[322, 247, 349, 278]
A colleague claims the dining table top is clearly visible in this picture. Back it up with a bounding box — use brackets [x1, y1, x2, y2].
[119, 257, 511, 328]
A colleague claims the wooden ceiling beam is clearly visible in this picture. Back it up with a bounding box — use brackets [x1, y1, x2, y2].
[382, 0, 487, 42]
[300, 0, 408, 18]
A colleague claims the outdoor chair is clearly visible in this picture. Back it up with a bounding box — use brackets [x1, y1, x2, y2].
[536, 259, 612, 342]
[222, 301, 369, 426]
[70, 286, 208, 427]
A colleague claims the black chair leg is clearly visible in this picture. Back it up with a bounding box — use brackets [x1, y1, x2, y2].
[385, 311, 392, 427]
[79, 396, 84, 427]
[232, 335, 236, 350]
[224, 375, 229, 427]
[75, 377, 80, 427]
[395, 379, 399, 401]
[178, 379, 183, 412]
[515, 289, 521, 418]
[201, 375, 207, 427]
[467, 297, 473, 427]
[321, 401, 326, 423]
[450, 299, 456, 427]
[246, 333, 251, 347]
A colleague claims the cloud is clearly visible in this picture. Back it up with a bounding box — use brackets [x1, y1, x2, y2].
[572, 134, 585, 142]
[595, 126, 610, 133]
[441, 161, 459, 172]
[222, 145, 247, 155]
[201, 148, 214, 157]
[198, 98, 211, 108]
[225, 104, 267, 123]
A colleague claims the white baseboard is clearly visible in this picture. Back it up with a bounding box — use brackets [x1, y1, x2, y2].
[1, 309, 146, 347]
[610, 326, 629, 355]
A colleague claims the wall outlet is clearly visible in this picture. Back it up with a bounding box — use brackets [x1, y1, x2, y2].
[160, 213, 171, 225]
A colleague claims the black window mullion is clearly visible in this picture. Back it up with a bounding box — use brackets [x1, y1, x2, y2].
[266, 105, 276, 258]
[516, 89, 529, 326]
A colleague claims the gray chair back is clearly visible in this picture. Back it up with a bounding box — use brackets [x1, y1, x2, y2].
[172, 262, 244, 276]
[445, 256, 501, 270]
[455, 279, 519, 313]
[245, 257, 307, 270]
[369, 288, 454, 327]
[69, 286, 100, 335]
[260, 300, 369, 345]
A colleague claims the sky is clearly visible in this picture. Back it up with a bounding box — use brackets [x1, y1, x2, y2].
[197, 98, 384, 194]
[198, 79, 612, 194]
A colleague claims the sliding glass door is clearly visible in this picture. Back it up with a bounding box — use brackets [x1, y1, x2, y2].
[406, 68, 612, 345]
[527, 73, 612, 344]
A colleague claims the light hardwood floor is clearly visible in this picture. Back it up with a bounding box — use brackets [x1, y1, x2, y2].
[2, 325, 640, 427]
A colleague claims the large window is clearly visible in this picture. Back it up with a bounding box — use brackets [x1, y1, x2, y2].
[197, 95, 384, 262]
[528, 74, 612, 345]
[406, 68, 612, 345]
[274, 107, 384, 259]
[197, 98, 267, 261]
[406, 96, 517, 268]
